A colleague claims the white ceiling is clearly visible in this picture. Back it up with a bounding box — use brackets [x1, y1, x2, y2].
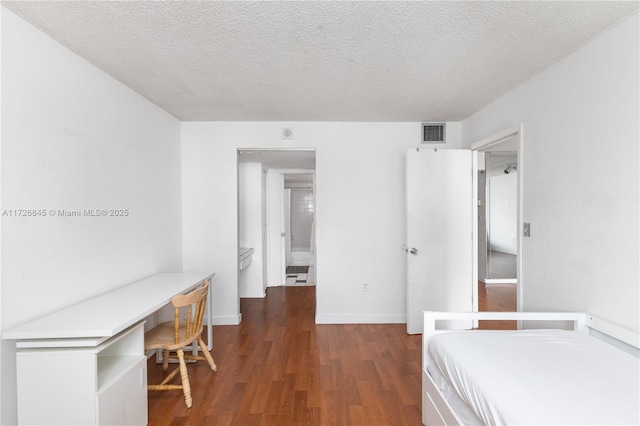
[3, 1, 638, 122]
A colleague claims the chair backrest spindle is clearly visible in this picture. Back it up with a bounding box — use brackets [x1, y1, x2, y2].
[174, 307, 180, 343]
[186, 305, 193, 338]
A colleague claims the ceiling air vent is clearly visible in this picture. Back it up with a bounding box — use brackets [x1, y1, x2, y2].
[422, 123, 446, 144]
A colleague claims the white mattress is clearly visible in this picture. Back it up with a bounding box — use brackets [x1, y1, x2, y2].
[428, 329, 640, 425]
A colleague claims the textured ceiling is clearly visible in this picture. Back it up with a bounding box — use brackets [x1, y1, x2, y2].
[3, 1, 638, 122]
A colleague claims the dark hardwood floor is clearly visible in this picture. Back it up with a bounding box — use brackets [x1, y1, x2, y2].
[147, 283, 516, 425]
[477, 282, 517, 330]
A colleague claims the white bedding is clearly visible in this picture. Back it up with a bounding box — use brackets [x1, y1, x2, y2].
[428, 329, 640, 425]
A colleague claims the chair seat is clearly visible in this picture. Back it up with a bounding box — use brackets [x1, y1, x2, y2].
[145, 321, 200, 351]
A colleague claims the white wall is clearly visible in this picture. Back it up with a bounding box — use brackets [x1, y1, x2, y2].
[1, 8, 183, 424]
[182, 122, 462, 324]
[238, 161, 265, 297]
[462, 14, 639, 331]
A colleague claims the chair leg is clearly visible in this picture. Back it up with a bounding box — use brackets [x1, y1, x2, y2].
[198, 338, 218, 372]
[162, 349, 170, 371]
[176, 349, 192, 408]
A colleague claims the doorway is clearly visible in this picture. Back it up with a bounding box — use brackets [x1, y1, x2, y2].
[472, 124, 523, 312]
[482, 151, 518, 283]
[237, 149, 316, 301]
[284, 173, 316, 286]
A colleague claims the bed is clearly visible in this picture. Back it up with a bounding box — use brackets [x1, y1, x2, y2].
[422, 312, 640, 426]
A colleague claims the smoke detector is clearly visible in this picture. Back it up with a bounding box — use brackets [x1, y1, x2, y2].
[282, 128, 294, 139]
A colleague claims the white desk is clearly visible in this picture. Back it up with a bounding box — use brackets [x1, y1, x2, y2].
[2, 271, 215, 426]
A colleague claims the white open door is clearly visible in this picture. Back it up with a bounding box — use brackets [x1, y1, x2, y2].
[406, 148, 474, 334]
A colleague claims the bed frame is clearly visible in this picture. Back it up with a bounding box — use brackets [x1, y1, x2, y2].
[421, 311, 640, 426]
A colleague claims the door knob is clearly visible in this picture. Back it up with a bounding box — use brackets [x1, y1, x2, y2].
[410, 248, 418, 255]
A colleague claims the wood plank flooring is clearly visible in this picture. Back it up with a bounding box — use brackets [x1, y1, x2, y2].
[477, 282, 517, 330]
[147, 283, 516, 425]
[147, 286, 423, 425]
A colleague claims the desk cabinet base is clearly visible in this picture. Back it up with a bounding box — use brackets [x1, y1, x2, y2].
[98, 357, 147, 426]
[16, 323, 147, 425]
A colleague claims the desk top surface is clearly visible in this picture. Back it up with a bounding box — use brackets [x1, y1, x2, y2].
[2, 272, 215, 341]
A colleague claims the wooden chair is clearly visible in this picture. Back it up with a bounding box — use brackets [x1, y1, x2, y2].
[144, 280, 217, 408]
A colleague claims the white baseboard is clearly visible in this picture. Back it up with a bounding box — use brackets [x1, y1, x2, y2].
[484, 278, 517, 284]
[239, 290, 266, 299]
[209, 314, 242, 325]
[315, 313, 406, 324]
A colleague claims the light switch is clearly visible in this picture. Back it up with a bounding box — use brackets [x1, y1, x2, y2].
[523, 223, 531, 237]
